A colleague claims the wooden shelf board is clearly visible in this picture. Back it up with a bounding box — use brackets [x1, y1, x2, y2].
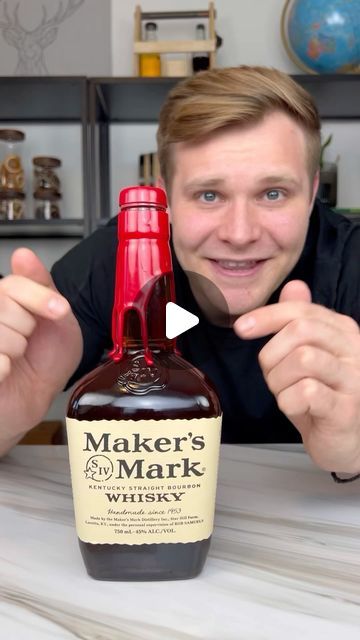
[0, 219, 84, 238]
[134, 39, 216, 54]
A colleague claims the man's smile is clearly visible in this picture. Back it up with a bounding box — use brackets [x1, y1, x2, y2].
[207, 257, 267, 278]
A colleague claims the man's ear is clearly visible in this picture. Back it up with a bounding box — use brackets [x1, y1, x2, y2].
[310, 169, 320, 208]
[156, 176, 172, 222]
[156, 175, 165, 189]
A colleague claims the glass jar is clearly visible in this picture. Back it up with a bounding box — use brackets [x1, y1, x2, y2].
[34, 192, 61, 220]
[33, 156, 61, 195]
[33, 157, 62, 220]
[0, 129, 25, 194]
[0, 190, 25, 220]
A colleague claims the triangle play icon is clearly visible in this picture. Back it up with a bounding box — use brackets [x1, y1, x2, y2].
[165, 302, 199, 339]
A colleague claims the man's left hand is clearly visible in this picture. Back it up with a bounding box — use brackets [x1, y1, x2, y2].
[234, 280, 360, 473]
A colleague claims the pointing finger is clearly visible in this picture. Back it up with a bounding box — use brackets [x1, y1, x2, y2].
[0, 275, 69, 320]
[235, 303, 358, 339]
[258, 316, 360, 371]
[279, 279, 312, 304]
[11, 247, 57, 290]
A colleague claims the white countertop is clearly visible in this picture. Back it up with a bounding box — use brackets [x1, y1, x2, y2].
[1, 444, 359, 639]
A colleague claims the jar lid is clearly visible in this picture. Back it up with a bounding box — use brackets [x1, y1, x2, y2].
[34, 189, 61, 201]
[33, 156, 61, 168]
[0, 129, 25, 142]
[0, 189, 25, 199]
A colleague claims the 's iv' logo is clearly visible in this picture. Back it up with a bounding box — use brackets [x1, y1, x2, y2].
[84, 455, 113, 482]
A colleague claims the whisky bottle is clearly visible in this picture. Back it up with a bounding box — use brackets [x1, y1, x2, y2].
[66, 186, 222, 581]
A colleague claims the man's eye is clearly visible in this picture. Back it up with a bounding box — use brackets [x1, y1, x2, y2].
[199, 191, 218, 203]
[265, 189, 284, 201]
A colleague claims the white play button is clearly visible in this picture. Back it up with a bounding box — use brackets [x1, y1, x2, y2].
[166, 302, 199, 339]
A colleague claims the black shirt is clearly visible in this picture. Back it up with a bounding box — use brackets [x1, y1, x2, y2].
[51, 201, 360, 444]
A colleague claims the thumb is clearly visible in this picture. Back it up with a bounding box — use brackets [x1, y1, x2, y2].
[11, 247, 57, 291]
[279, 279, 312, 304]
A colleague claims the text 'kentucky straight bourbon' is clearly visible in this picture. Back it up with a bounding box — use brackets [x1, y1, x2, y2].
[66, 186, 222, 581]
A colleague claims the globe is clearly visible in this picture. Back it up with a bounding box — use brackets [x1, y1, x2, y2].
[281, 0, 360, 73]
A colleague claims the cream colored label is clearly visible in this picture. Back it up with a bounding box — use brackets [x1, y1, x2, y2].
[66, 417, 222, 545]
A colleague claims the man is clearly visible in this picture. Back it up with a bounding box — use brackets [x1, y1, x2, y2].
[0, 66, 359, 477]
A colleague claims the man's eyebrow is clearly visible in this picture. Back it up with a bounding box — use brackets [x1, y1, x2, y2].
[256, 175, 301, 186]
[182, 175, 302, 193]
[183, 177, 227, 191]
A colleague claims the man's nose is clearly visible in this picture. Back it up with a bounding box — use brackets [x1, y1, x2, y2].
[216, 199, 261, 245]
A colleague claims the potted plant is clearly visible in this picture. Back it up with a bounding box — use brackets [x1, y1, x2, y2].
[317, 133, 338, 207]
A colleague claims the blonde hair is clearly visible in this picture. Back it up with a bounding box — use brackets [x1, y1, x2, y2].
[157, 66, 321, 189]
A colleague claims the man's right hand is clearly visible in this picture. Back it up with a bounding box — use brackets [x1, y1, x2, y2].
[0, 248, 83, 455]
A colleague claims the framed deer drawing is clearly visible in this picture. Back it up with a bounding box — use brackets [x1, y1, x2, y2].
[0, 0, 85, 75]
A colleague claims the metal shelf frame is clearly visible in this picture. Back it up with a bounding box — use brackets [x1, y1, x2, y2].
[1, 74, 359, 238]
[88, 74, 360, 231]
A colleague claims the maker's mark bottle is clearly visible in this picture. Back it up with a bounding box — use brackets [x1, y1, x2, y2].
[66, 186, 222, 580]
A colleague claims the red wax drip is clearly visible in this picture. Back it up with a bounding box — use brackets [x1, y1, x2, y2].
[110, 200, 175, 364]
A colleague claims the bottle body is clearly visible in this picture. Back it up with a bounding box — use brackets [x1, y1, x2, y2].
[192, 24, 210, 73]
[139, 21, 161, 77]
[139, 52, 161, 77]
[67, 350, 221, 581]
[66, 186, 222, 581]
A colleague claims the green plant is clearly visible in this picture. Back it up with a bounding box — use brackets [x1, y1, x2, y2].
[320, 133, 333, 169]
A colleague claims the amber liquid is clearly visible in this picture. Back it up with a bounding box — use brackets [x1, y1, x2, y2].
[139, 54, 161, 77]
[67, 350, 221, 581]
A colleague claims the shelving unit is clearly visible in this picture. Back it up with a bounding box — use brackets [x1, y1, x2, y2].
[1, 74, 359, 239]
[133, 4, 216, 76]
[87, 77, 179, 229]
[292, 74, 360, 119]
[0, 76, 89, 238]
[88, 74, 360, 231]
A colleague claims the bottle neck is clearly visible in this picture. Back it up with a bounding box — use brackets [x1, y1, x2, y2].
[145, 25, 157, 41]
[110, 205, 176, 365]
[195, 25, 205, 41]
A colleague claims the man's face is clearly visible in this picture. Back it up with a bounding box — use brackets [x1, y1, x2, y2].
[168, 111, 319, 325]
